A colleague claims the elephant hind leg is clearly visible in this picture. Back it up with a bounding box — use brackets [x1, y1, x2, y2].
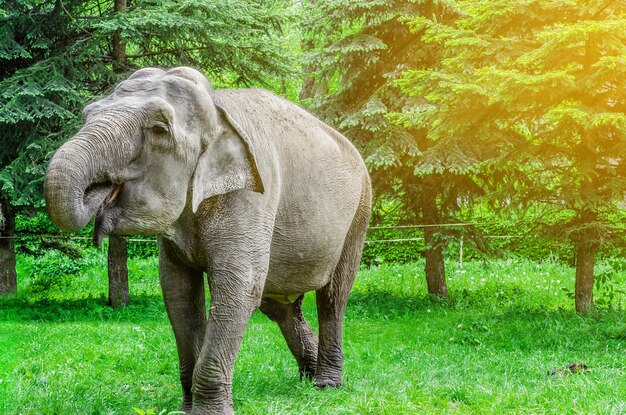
[259, 295, 318, 379]
[315, 203, 369, 388]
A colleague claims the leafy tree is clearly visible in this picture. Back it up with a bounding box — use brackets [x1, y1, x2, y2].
[0, 0, 295, 294]
[302, 0, 484, 296]
[399, 0, 626, 313]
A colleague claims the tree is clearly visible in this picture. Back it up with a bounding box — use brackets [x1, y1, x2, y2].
[0, 0, 92, 294]
[0, 202, 17, 294]
[400, 0, 626, 312]
[107, 235, 129, 307]
[0, 0, 296, 295]
[302, 0, 477, 296]
[107, 0, 130, 307]
[299, 0, 328, 102]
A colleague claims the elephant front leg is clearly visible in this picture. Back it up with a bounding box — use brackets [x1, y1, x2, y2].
[191, 267, 264, 415]
[158, 239, 206, 414]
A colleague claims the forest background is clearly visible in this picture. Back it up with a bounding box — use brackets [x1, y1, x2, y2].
[2, 0, 626, 314]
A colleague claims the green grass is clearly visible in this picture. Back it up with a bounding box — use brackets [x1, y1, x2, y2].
[1, 255, 625, 414]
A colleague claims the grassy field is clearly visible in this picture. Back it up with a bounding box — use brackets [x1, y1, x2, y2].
[1, 254, 625, 415]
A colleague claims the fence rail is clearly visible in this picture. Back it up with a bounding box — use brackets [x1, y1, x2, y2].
[0, 223, 603, 268]
[367, 222, 493, 230]
[0, 222, 528, 244]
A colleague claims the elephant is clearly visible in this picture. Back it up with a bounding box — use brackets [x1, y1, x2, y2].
[44, 67, 371, 415]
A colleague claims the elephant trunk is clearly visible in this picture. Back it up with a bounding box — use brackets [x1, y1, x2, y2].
[45, 112, 138, 232]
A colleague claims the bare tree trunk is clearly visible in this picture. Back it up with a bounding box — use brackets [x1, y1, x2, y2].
[111, 0, 127, 72]
[299, 59, 328, 102]
[108, 236, 129, 307]
[106, 0, 130, 307]
[299, 0, 328, 103]
[575, 242, 596, 314]
[0, 203, 17, 295]
[422, 183, 448, 297]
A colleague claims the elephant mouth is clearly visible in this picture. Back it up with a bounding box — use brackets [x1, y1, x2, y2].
[89, 181, 124, 246]
[83, 181, 117, 210]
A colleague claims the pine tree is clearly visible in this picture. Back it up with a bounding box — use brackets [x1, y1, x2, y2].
[0, 0, 296, 295]
[399, 0, 626, 312]
[302, 0, 479, 296]
[0, 0, 88, 294]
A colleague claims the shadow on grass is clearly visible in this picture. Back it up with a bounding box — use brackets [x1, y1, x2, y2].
[0, 293, 166, 323]
[346, 289, 475, 321]
[347, 285, 563, 318]
[3, 287, 624, 350]
[346, 290, 626, 351]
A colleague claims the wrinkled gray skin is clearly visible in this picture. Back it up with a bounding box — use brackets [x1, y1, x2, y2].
[44, 67, 371, 415]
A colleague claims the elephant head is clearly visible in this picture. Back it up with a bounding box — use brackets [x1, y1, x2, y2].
[45, 67, 264, 244]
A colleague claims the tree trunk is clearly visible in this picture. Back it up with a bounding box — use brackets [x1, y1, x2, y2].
[575, 242, 596, 314]
[299, 61, 328, 102]
[106, 0, 130, 308]
[111, 0, 127, 72]
[422, 184, 448, 297]
[299, 0, 328, 103]
[0, 203, 17, 295]
[108, 235, 129, 307]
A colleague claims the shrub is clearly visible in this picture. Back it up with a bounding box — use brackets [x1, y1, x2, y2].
[27, 250, 85, 294]
[127, 238, 158, 259]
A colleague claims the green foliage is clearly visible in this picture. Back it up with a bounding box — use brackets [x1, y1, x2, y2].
[13, 213, 87, 258]
[362, 197, 626, 267]
[593, 258, 626, 310]
[13, 213, 157, 258]
[95, 0, 297, 87]
[0, 0, 90, 211]
[126, 238, 158, 259]
[301, 2, 493, 291]
[398, 0, 626, 247]
[0, 0, 297, 215]
[363, 230, 425, 266]
[23, 250, 86, 295]
[22, 245, 106, 301]
[14, 212, 58, 235]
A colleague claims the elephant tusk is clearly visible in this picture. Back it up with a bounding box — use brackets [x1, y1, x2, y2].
[104, 183, 124, 206]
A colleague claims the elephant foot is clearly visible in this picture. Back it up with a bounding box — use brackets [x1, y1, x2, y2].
[190, 407, 234, 415]
[190, 409, 233, 415]
[314, 372, 342, 389]
[314, 361, 342, 388]
[179, 391, 194, 414]
[191, 397, 234, 415]
[314, 377, 342, 388]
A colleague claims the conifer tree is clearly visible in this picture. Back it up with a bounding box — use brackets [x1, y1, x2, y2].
[302, 0, 472, 296]
[0, 0, 87, 294]
[0, 0, 295, 294]
[399, 0, 626, 312]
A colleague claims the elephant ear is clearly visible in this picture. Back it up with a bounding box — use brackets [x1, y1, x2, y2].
[191, 106, 264, 212]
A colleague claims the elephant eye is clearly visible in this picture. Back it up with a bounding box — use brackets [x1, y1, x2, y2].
[149, 121, 169, 135]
